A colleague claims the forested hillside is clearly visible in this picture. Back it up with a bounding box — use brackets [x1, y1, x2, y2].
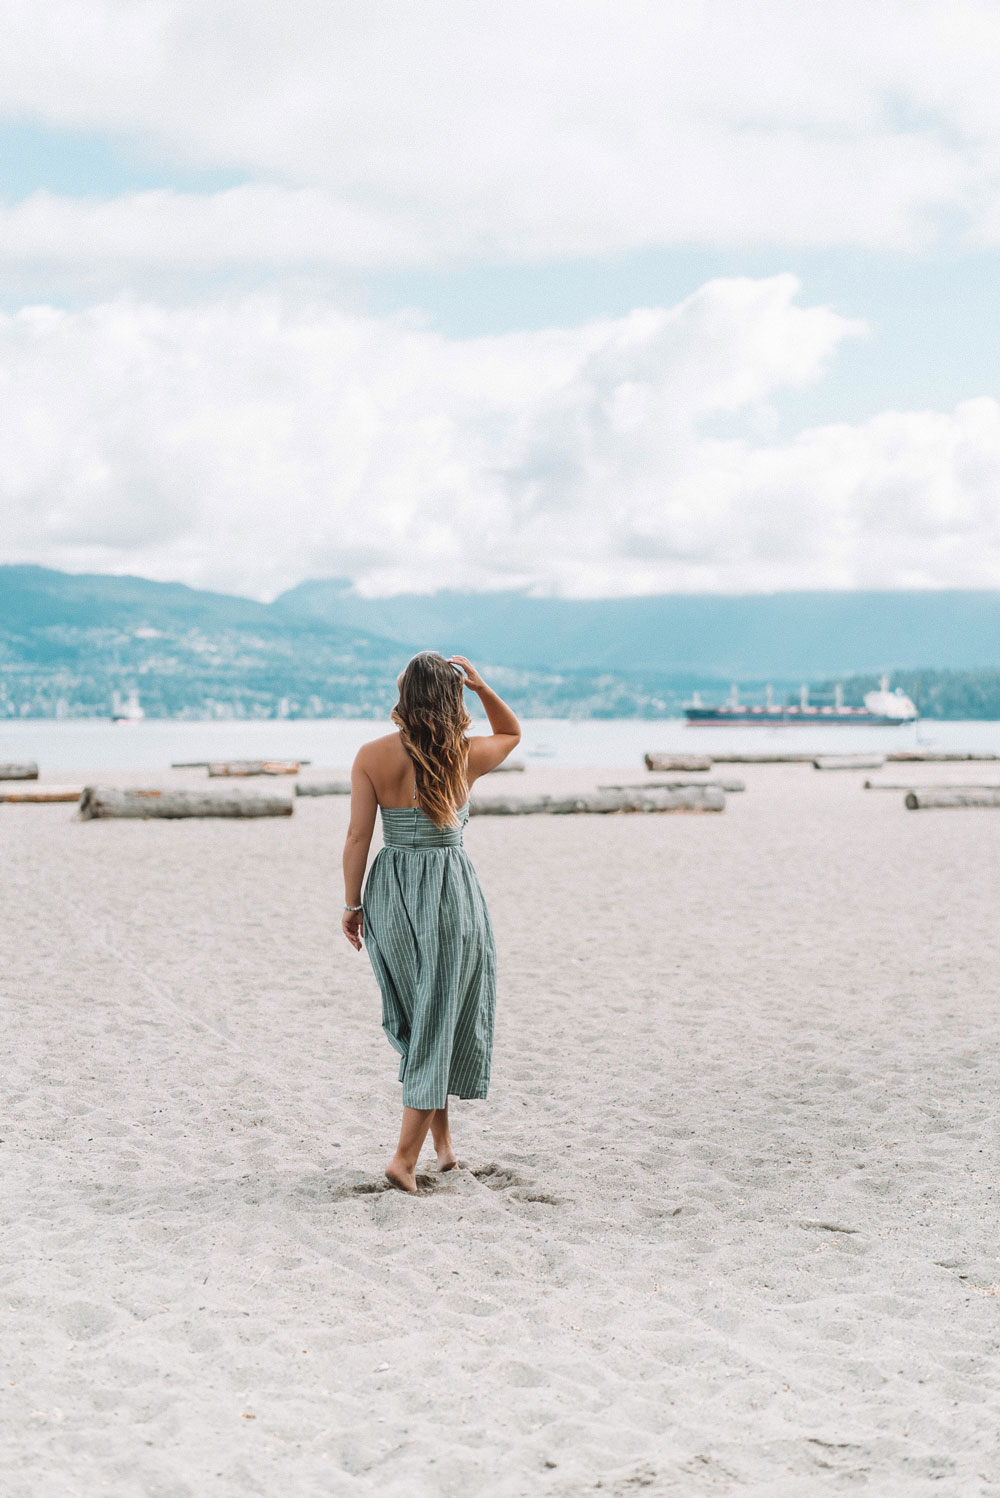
[818, 670, 1000, 721]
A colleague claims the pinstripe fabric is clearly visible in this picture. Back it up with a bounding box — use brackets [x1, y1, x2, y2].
[362, 802, 496, 1109]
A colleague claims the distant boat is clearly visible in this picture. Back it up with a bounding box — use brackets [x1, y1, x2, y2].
[111, 689, 145, 724]
[684, 676, 918, 727]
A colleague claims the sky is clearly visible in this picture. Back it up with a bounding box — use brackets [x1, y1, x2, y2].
[2, 0, 1000, 600]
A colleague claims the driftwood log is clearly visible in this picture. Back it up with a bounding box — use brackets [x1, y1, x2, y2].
[79, 786, 294, 819]
[904, 788, 1000, 810]
[0, 762, 39, 780]
[207, 760, 300, 777]
[888, 751, 1000, 762]
[709, 753, 816, 763]
[643, 754, 712, 772]
[470, 787, 724, 815]
[812, 754, 886, 771]
[0, 785, 81, 803]
[865, 780, 1000, 791]
[601, 779, 745, 793]
[173, 759, 312, 769]
[294, 763, 525, 797]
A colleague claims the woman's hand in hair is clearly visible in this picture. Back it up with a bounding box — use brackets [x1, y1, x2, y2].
[449, 655, 486, 693]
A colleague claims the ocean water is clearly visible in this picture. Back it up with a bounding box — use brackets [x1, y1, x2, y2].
[3, 716, 1000, 772]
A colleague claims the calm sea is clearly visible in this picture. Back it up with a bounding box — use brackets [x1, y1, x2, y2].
[4, 716, 1000, 772]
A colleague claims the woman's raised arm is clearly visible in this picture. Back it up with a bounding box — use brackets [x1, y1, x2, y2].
[451, 655, 521, 782]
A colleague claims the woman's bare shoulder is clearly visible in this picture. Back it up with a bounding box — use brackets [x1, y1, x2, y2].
[355, 731, 404, 765]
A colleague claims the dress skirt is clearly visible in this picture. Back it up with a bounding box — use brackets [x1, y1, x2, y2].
[362, 803, 496, 1109]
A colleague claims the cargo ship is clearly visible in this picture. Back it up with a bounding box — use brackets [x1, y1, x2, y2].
[684, 677, 918, 726]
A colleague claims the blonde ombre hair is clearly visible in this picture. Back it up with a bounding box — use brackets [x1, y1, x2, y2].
[391, 651, 471, 827]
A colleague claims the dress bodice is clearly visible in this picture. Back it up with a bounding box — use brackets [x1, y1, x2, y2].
[379, 802, 469, 850]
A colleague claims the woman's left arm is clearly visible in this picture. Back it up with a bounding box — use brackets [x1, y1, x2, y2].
[342, 752, 378, 950]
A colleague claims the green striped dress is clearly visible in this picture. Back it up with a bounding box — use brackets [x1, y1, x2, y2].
[363, 802, 496, 1109]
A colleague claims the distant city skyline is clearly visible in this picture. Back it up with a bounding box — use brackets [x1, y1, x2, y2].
[2, 2, 1000, 599]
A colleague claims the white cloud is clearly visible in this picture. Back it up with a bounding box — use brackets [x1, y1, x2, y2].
[0, 187, 436, 268]
[3, 274, 1000, 597]
[0, 0, 997, 265]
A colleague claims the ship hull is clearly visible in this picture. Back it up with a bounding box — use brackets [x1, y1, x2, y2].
[684, 709, 915, 726]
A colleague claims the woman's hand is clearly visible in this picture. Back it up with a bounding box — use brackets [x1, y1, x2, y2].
[449, 655, 486, 693]
[342, 908, 364, 950]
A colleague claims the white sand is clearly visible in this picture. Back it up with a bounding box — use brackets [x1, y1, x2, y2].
[2, 761, 999, 1496]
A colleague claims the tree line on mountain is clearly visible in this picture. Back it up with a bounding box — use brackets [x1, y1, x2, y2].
[815, 669, 1000, 720]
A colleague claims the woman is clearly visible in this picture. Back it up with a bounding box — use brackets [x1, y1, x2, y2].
[341, 652, 520, 1193]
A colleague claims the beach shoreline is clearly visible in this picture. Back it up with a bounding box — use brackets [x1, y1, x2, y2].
[2, 761, 999, 1495]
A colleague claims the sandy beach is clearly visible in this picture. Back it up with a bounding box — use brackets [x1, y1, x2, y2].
[2, 760, 1000, 1496]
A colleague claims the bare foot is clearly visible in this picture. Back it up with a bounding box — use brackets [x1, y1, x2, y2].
[385, 1158, 418, 1194]
[435, 1145, 458, 1172]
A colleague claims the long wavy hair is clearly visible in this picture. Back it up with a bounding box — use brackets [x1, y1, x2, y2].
[391, 651, 471, 826]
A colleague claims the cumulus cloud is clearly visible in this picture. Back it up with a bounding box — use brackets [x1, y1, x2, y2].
[0, 0, 995, 265]
[3, 274, 1000, 597]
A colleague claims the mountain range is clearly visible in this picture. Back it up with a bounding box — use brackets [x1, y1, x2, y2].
[275, 578, 1000, 677]
[2, 564, 1000, 718]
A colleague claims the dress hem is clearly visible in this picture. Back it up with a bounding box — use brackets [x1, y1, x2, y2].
[401, 1088, 490, 1108]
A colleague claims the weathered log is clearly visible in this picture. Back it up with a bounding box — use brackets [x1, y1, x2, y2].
[207, 760, 300, 777]
[904, 788, 1000, 810]
[173, 759, 312, 768]
[79, 786, 294, 819]
[0, 762, 39, 780]
[295, 780, 351, 796]
[709, 753, 815, 763]
[0, 785, 81, 803]
[813, 755, 886, 771]
[601, 779, 745, 793]
[644, 754, 712, 772]
[470, 787, 724, 815]
[865, 780, 1000, 791]
[888, 751, 1000, 762]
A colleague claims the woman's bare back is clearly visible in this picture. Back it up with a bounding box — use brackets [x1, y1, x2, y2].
[356, 728, 513, 810]
[359, 731, 424, 809]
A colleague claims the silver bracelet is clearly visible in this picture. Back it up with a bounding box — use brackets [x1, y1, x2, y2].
[343, 903, 363, 912]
